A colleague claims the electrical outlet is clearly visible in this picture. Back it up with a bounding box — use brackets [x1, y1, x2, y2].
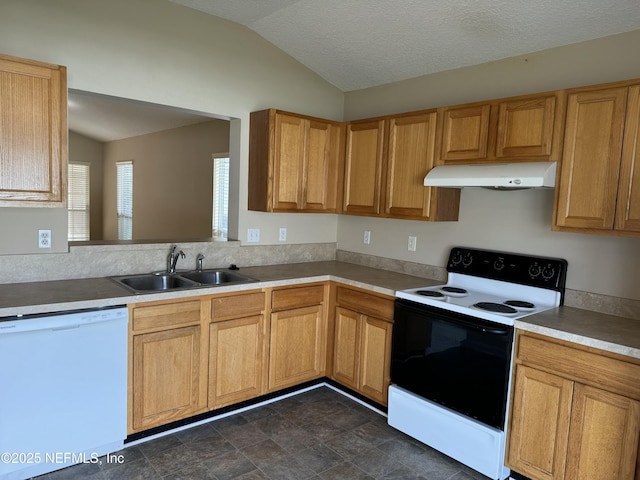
[279, 227, 287, 241]
[247, 228, 260, 243]
[38, 229, 52, 249]
[408, 236, 417, 252]
[363, 230, 371, 245]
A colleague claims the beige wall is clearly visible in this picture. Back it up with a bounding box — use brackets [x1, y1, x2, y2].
[101, 120, 229, 240]
[0, 0, 343, 254]
[69, 131, 104, 240]
[0, 0, 638, 302]
[339, 30, 640, 300]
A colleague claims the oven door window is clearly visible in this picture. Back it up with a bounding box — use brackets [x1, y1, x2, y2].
[391, 299, 514, 430]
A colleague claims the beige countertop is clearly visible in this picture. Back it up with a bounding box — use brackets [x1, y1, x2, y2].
[515, 306, 640, 359]
[1, 261, 638, 359]
[0, 262, 435, 317]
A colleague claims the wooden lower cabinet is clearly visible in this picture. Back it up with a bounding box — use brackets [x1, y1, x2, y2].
[129, 292, 266, 434]
[209, 316, 266, 409]
[506, 332, 640, 480]
[209, 291, 267, 409]
[331, 286, 394, 405]
[128, 282, 401, 434]
[268, 284, 327, 391]
[332, 307, 361, 389]
[508, 365, 574, 480]
[565, 384, 640, 480]
[129, 299, 205, 433]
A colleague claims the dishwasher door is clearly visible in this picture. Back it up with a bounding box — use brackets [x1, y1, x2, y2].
[0, 307, 128, 480]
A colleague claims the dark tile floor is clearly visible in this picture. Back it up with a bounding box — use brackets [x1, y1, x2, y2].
[37, 386, 491, 480]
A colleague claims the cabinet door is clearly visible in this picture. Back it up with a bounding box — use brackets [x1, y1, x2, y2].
[359, 316, 392, 405]
[555, 87, 627, 230]
[303, 120, 342, 212]
[332, 307, 361, 389]
[495, 94, 562, 160]
[385, 112, 438, 219]
[209, 315, 266, 409]
[507, 365, 574, 480]
[439, 104, 491, 163]
[131, 326, 202, 432]
[343, 120, 386, 215]
[273, 113, 305, 211]
[564, 384, 640, 480]
[269, 304, 326, 391]
[616, 85, 640, 232]
[0, 54, 67, 206]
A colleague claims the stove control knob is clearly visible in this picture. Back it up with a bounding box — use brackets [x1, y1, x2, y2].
[451, 251, 463, 265]
[462, 253, 473, 267]
[493, 258, 505, 271]
[542, 265, 556, 280]
[528, 264, 541, 278]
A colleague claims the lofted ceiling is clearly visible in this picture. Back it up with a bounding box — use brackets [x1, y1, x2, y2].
[68, 90, 219, 143]
[69, 0, 640, 142]
[171, 0, 640, 92]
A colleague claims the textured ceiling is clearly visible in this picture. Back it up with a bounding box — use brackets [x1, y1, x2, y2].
[172, 0, 640, 91]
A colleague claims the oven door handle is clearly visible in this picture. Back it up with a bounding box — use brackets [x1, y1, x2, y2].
[472, 324, 510, 335]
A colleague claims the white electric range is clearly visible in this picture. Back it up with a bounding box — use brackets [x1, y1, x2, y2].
[389, 247, 568, 480]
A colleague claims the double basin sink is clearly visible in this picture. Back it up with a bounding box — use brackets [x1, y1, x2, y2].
[112, 268, 257, 294]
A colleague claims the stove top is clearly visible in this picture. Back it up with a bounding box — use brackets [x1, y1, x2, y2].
[396, 247, 568, 326]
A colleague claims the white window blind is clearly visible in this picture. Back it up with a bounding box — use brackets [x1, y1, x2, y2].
[116, 161, 133, 241]
[67, 162, 90, 241]
[212, 154, 229, 239]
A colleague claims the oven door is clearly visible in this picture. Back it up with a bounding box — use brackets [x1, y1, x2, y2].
[391, 298, 514, 430]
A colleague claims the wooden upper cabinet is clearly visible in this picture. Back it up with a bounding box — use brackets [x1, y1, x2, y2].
[273, 113, 306, 210]
[344, 113, 460, 221]
[304, 120, 343, 211]
[554, 85, 640, 234]
[385, 112, 437, 219]
[343, 119, 386, 215]
[495, 94, 564, 160]
[438, 103, 492, 163]
[437, 92, 565, 165]
[0, 54, 67, 207]
[248, 109, 343, 213]
[616, 85, 640, 232]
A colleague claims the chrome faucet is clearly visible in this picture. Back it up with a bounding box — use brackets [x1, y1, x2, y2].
[196, 253, 205, 272]
[166, 245, 185, 273]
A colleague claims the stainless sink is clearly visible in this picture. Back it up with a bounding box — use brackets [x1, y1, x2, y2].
[114, 273, 199, 293]
[181, 269, 256, 286]
[112, 269, 257, 293]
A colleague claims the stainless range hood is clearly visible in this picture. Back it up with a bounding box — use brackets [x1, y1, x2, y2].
[423, 161, 557, 189]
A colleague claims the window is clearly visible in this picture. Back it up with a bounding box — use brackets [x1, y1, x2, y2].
[116, 160, 133, 240]
[212, 154, 229, 239]
[67, 162, 90, 241]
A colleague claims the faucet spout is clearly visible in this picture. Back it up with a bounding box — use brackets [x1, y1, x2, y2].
[166, 245, 185, 273]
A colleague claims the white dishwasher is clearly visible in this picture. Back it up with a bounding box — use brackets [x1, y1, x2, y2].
[0, 306, 128, 480]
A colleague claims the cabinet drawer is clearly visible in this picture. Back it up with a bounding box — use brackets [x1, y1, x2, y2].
[271, 284, 325, 311]
[132, 300, 202, 332]
[517, 333, 640, 400]
[336, 286, 394, 321]
[212, 291, 265, 321]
